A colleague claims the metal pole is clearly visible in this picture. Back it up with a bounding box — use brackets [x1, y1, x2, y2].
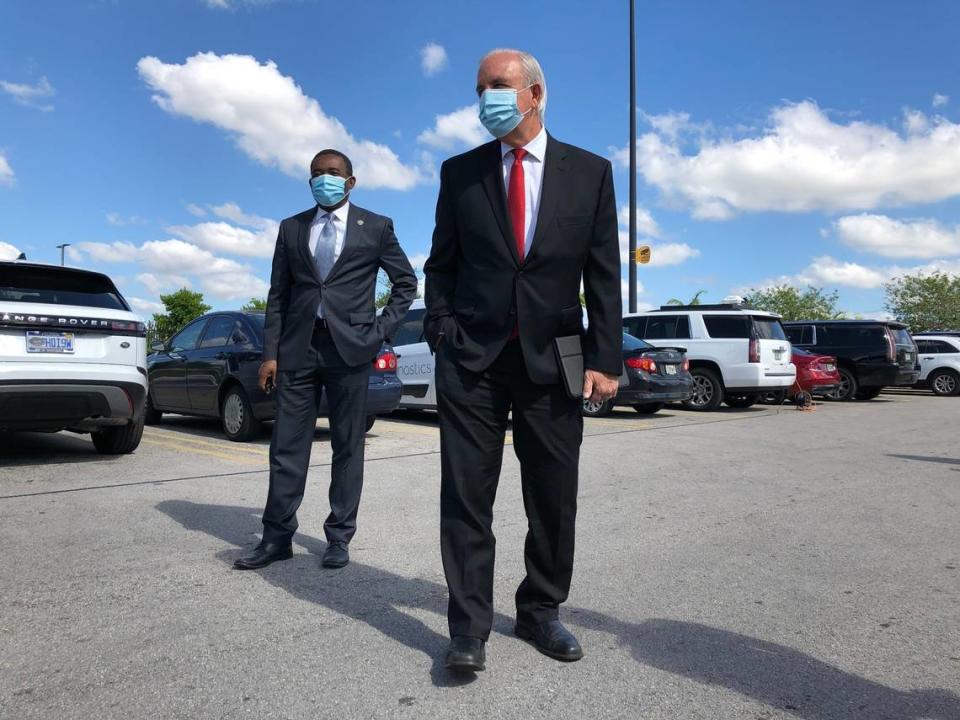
[628, 0, 637, 313]
[56, 243, 70, 266]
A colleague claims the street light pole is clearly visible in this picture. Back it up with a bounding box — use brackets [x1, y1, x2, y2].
[628, 0, 638, 313]
[56, 243, 71, 266]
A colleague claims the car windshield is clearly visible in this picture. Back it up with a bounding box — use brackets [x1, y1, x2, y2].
[752, 317, 788, 340]
[0, 265, 128, 310]
[623, 333, 654, 351]
[891, 327, 913, 345]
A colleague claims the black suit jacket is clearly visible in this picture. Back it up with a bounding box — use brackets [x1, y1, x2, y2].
[263, 203, 417, 370]
[424, 135, 622, 384]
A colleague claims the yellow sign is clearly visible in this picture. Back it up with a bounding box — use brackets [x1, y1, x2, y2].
[635, 246, 651, 264]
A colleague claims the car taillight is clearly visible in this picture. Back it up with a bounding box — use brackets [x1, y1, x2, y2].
[682, 358, 690, 372]
[884, 328, 896, 362]
[373, 350, 397, 372]
[748, 336, 760, 363]
[111, 320, 146, 333]
[625, 356, 657, 373]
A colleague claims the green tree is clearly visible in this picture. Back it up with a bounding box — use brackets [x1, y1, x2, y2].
[375, 268, 423, 309]
[242, 297, 268, 311]
[884, 271, 960, 332]
[744, 285, 843, 321]
[151, 288, 211, 342]
[666, 290, 706, 306]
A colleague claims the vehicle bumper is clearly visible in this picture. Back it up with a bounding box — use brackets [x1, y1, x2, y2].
[895, 370, 921, 387]
[313, 375, 403, 417]
[795, 383, 839, 397]
[0, 379, 146, 431]
[616, 372, 693, 405]
[726, 364, 797, 392]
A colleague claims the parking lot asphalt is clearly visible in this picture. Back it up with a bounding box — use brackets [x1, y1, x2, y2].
[1, 395, 958, 720]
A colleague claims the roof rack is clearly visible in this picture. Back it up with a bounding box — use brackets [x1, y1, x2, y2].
[656, 303, 756, 311]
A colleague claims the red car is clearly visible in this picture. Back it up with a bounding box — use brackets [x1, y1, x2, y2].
[763, 347, 840, 403]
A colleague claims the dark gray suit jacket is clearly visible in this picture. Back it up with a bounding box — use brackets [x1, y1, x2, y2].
[263, 203, 417, 370]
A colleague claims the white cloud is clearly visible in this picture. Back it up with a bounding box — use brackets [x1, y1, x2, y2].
[137, 52, 423, 190]
[418, 104, 487, 150]
[0, 152, 13, 186]
[0, 76, 54, 111]
[618, 204, 662, 238]
[203, 0, 230, 6]
[933, 93, 949, 109]
[616, 100, 960, 219]
[129, 297, 165, 315]
[200, 271, 269, 299]
[0, 241, 22, 260]
[615, 203, 699, 267]
[106, 212, 146, 227]
[210, 201, 273, 229]
[745, 255, 960, 292]
[137, 272, 191, 295]
[168, 221, 277, 258]
[420, 43, 448, 77]
[407, 252, 429, 270]
[75, 241, 140, 263]
[834, 214, 960, 259]
[186, 203, 207, 217]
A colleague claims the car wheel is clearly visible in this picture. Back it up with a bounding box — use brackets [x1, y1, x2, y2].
[92, 416, 145, 455]
[855, 387, 883, 400]
[825, 368, 858, 401]
[682, 368, 724, 411]
[581, 398, 613, 417]
[760, 389, 788, 405]
[633, 402, 664, 415]
[221, 385, 262, 442]
[144, 393, 162, 425]
[365, 415, 377, 432]
[724, 393, 760, 409]
[929, 369, 960, 397]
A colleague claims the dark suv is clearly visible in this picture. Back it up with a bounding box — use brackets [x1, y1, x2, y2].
[783, 320, 920, 400]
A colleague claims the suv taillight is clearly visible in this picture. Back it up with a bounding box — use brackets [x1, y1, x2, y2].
[884, 328, 896, 363]
[373, 350, 397, 372]
[748, 336, 760, 363]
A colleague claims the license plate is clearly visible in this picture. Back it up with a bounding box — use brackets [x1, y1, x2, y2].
[26, 331, 75, 354]
[903, 353, 912, 362]
[664, 364, 677, 375]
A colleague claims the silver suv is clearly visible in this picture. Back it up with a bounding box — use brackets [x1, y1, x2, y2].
[0, 262, 148, 453]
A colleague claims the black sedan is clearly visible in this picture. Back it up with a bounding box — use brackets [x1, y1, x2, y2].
[145, 311, 402, 441]
[582, 333, 694, 417]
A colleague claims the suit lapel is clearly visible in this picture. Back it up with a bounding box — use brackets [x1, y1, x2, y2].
[298, 207, 324, 284]
[324, 204, 361, 281]
[480, 140, 522, 267]
[524, 134, 567, 265]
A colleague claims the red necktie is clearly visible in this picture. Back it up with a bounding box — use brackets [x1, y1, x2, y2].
[507, 148, 527, 339]
[507, 148, 527, 261]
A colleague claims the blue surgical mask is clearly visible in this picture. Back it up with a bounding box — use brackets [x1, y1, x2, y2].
[311, 174, 349, 207]
[478, 85, 534, 138]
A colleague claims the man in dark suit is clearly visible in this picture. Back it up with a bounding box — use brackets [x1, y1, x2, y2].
[234, 149, 416, 571]
[424, 49, 622, 671]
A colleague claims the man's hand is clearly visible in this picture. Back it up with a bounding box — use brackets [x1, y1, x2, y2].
[582, 369, 618, 403]
[258, 360, 278, 393]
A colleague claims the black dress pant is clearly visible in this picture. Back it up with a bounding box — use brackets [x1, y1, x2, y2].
[436, 339, 583, 639]
[261, 324, 371, 546]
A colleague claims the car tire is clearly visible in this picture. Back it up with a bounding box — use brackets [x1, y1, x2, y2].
[144, 393, 162, 425]
[682, 368, 724, 411]
[855, 387, 883, 401]
[221, 385, 262, 442]
[724, 393, 760, 409]
[92, 416, 145, 455]
[929, 369, 960, 397]
[633, 402, 664, 415]
[366, 415, 377, 432]
[582, 398, 613, 417]
[760, 389, 788, 405]
[825, 367, 858, 401]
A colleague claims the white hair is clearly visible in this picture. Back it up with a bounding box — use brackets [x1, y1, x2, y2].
[480, 48, 547, 118]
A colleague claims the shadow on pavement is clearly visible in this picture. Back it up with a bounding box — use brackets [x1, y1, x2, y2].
[0, 431, 117, 467]
[570, 612, 960, 719]
[887, 454, 960, 467]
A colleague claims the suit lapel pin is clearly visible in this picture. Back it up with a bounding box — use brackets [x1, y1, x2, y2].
[356, 219, 364, 226]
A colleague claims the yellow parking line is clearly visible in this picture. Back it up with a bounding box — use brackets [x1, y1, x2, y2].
[143, 428, 269, 457]
[371, 421, 441, 438]
[140, 437, 265, 464]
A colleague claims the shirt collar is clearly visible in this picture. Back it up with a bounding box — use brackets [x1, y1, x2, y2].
[316, 201, 350, 224]
[500, 125, 547, 162]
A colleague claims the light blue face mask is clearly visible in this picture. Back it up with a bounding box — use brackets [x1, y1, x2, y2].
[310, 174, 350, 207]
[478, 85, 534, 138]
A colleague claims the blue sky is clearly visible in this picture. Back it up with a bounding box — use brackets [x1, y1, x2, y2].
[1, 0, 958, 319]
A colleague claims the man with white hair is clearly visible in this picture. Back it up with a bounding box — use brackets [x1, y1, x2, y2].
[424, 49, 622, 671]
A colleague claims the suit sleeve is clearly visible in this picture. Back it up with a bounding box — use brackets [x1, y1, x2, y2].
[261, 223, 290, 363]
[377, 218, 417, 341]
[423, 160, 458, 346]
[582, 160, 623, 375]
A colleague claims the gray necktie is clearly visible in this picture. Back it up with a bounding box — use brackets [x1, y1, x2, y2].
[315, 214, 336, 279]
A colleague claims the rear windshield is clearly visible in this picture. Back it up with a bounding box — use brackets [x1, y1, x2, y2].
[623, 333, 654, 351]
[891, 328, 913, 345]
[703, 315, 751, 338]
[753, 317, 787, 340]
[819, 325, 885, 347]
[0, 266, 127, 310]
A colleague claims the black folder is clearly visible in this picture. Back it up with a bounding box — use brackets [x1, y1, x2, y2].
[554, 334, 629, 400]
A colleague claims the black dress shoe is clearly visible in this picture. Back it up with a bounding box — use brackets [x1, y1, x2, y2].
[444, 636, 486, 672]
[232, 541, 293, 570]
[322, 542, 349, 568]
[515, 619, 583, 662]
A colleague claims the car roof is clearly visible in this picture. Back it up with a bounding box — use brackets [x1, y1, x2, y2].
[624, 306, 780, 318]
[0, 260, 120, 285]
[783, 319, 907, 329]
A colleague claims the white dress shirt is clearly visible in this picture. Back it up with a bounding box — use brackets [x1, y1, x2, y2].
[310, 201, 349, 318]
[500, 125, 547, 256]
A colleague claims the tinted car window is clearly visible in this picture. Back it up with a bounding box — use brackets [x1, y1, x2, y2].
[622, 333, 655, 351]
[0, 265, 127, 310]
[644, 315, 690, 339]
[753, 317, 787, 340]
[170, 320, 207, 352]
[393, 308, 426, 346]
[622, 316, 645, 338]
[891, 328, 913, 345]
[199, 315, 236, 348]
[929, 340, 958, 353]
[785, 325, 807, 344]
[231, 320, 253, 345]
[703, 315, 751, 339]
[818, 325, 885, 348]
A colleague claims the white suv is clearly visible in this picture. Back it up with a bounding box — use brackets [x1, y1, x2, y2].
[913, 335, 960, 396]
[623, 300, 796, 411]
[0, 262, 148, 453]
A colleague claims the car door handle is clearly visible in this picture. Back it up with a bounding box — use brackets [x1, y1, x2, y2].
[923, 356, 935, 360]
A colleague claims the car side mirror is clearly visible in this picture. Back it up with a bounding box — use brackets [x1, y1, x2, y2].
[151, 341, 166, 353]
